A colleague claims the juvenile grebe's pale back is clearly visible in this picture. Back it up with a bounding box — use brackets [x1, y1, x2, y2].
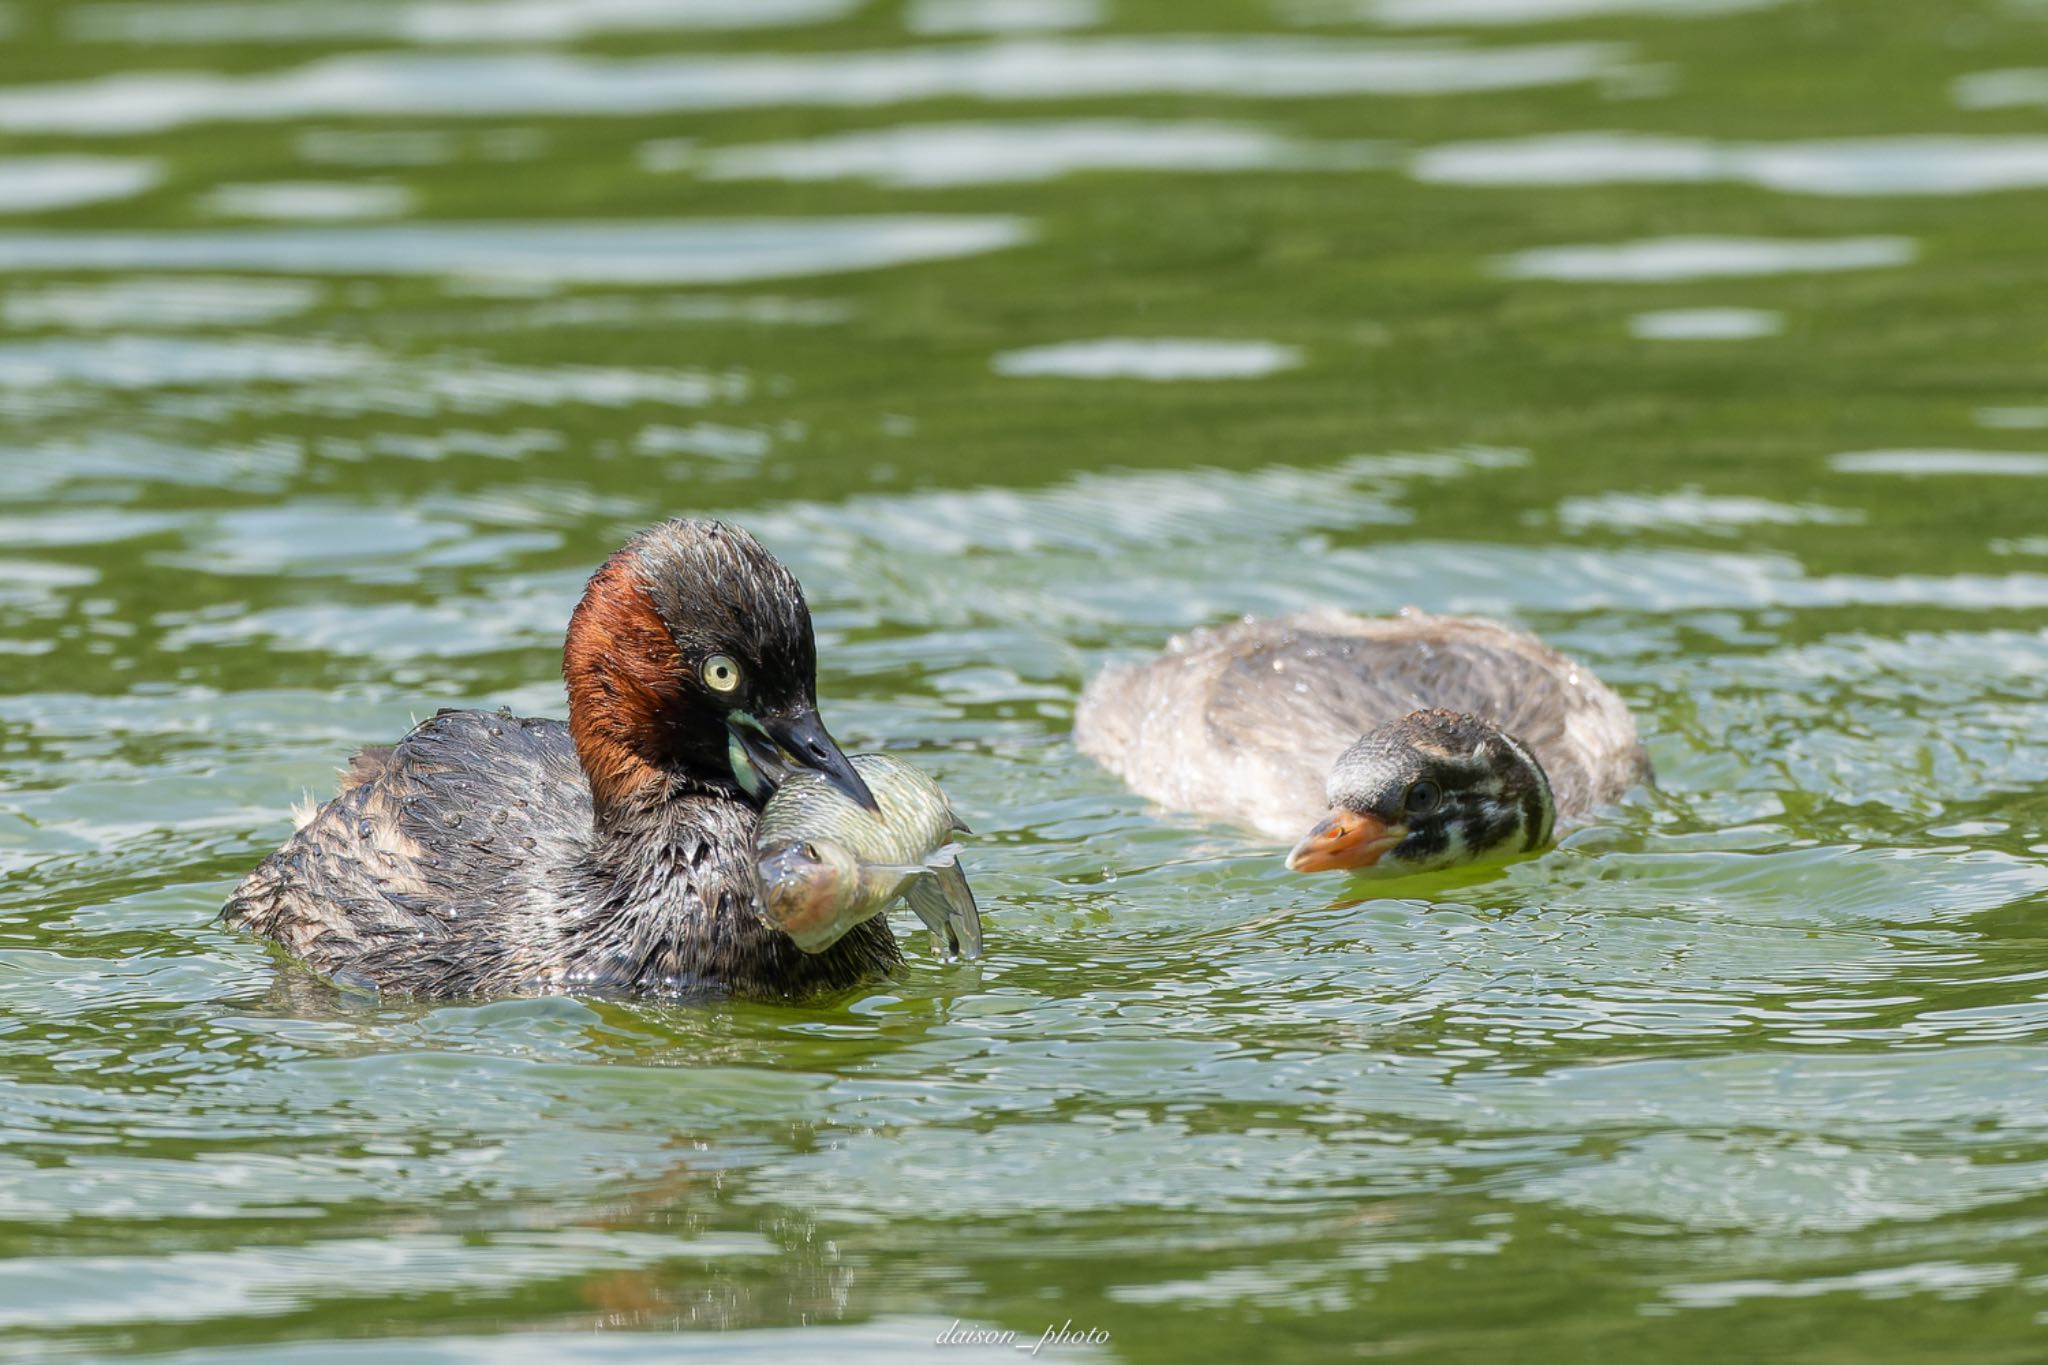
[223, 518, 898, 998]
[1074, 611, 1650, 875]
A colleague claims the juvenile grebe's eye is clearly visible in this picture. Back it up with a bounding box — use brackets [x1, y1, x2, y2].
[702, 653, 743, 694]
[1404, 780, 1442, 815]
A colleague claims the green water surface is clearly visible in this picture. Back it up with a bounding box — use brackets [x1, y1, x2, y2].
[2, 0, 2048, 1360]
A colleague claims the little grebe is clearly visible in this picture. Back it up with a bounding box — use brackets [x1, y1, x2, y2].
[223, 518, 898, 997]
[1074, 611, 1650, 875]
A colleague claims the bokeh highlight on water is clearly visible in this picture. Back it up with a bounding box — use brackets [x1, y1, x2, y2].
[1, 0, 2047, 1360]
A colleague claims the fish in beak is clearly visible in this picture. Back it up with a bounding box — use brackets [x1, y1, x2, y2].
[1285, 808, 1405, 873]
[727, 707, 879, 810]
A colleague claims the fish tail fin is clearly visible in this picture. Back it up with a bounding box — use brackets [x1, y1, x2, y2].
[904, 858, 983, 963]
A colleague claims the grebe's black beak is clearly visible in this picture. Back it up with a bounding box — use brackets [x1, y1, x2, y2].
[728, 707, 879, 811]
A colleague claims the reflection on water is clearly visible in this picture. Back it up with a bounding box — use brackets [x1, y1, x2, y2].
[0, 39, 1624, 135]
[693, 119, 1382, 187]
[296, 125, 544, 167]
[1830, 450, 2048, 477]
[0, 218, 1033, 283]
[1977, 406, 2048, 430]
[905, 0, 1105, 33]
[1994, 537, 2048, 556]
[0, 334, 364, 388]
[2, 0, 2047, 1360]
[1628, 307, 1782, 339]
[1552, 488, 1859, 535]
[198, 181, 416, 221]
[0, 155, 160, 213]
[990, 337, 1305, 379]
[2, 276, 323, 329]
[1286, 0, 1784, 25]
[126, 1321, 1011, 1364]
[1496, 234, 1916, 280]
[1952, 66, 2048, 108]
[0, 1229, 777, 1330]
[1663, 1260, 2024, 1312]
[68, 0, 865, 44]
[1416, 132, 2048, 196]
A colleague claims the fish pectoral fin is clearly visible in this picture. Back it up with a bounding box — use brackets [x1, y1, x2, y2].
[864, 843, 961, 890]
[861, 861, 933, 880]
[903, 859, 983, 963]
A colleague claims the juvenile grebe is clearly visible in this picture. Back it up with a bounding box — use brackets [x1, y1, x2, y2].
[223, 518, 898, 997]
[1074, 611, 1650, 875]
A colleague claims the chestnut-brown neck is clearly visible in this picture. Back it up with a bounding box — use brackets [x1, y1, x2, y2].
[564, 550, 705, 818]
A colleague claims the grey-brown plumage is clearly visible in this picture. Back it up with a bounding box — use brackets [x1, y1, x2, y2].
[222, 519, 897, 999]
[1074, 610, 1649, 845]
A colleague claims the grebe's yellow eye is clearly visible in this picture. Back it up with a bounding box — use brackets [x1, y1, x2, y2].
[702, 653, 743, 694]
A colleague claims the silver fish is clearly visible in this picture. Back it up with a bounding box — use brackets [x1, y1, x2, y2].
[753, 752, 982, 960]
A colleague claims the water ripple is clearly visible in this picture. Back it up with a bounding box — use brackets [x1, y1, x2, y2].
[68, 0, 863, 44]
[2, 276, 322, 330]
[0, 155, 161, 213]
[1831, 449, 2048, 477]
[1419, 132, 2048, 196]
[0, 1229, 773, 1329]
[1288, 0, 1783, 25]
[1954, 67, 2048, 109]
[991, 336, 1305, 379]
[1495, 235, 1917, 281]
[907, 0, 1105, 33]
[1552, 488, 1857, 535]
[1628, 307, 1784, 339]
[0, 218, 1033, 284]
[0, 40, 1626, 135]
[692, 119, 1383, 187]
[199, 181, 416, 221]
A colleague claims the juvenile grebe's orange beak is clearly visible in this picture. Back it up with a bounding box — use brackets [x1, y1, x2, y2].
[1285, 808, 1405, 873]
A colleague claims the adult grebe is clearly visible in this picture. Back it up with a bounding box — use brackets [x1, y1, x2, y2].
[224, 518, 899, 997]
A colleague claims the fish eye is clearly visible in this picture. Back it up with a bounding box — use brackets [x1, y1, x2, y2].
[702, 653, 743, 694]
[800, 842, 819, 861]
[1404, 780, 1442, 815]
